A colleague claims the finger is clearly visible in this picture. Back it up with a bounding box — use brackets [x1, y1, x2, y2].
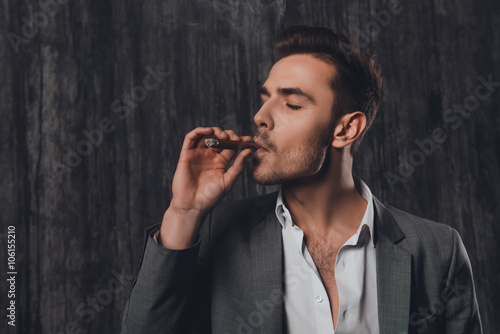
[225, 131, 253, 143]
[224, 129, 240, 141]
[218, 148, 238, 162]
[240, 135, 253, 142]
[212, 127, 230, 140]
[223, 149, 253, 189]
[183, 127, 214, 150]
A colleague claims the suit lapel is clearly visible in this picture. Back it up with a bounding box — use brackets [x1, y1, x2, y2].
[246, 193, 412, 333]
[373, 196, 412, 334]
[250, 195, 283, 334]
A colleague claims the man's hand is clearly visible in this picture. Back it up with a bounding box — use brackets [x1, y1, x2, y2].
[159, 127, 253, 249]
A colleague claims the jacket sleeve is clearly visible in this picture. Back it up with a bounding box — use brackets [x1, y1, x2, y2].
[120, 219, 212, 334]
[444, 229, 483, 334]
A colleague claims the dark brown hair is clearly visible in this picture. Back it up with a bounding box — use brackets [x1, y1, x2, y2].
[276, 25, 385, 155]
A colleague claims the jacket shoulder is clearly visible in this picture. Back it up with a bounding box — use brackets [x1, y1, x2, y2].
[386, 203, 454, 236]
[212, 191, 278, 222]
[200, 191, 278, 241]
[381, 201, 459, 258]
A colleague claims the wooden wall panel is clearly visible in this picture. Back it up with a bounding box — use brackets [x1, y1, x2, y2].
[1, 0, 498, 332]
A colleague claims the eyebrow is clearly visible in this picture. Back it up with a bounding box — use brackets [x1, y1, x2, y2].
[259, 86, 317, 105]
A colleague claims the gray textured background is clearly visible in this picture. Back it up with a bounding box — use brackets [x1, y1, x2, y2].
[1, 0, 499, 333]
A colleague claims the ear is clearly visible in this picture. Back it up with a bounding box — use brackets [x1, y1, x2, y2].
[331, 111, 367, 149]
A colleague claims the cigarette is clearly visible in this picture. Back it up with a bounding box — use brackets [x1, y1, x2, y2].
[204, 137, 260, 150]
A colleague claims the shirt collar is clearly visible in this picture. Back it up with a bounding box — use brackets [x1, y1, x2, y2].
[274, 174, 375, 247]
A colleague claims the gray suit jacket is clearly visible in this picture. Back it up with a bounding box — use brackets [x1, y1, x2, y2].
[121, 192, 482, 334]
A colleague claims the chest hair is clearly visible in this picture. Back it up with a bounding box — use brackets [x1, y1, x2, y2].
[305, 231, 344, 281]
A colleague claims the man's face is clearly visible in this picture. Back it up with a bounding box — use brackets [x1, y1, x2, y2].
[250, 54, 336, 185]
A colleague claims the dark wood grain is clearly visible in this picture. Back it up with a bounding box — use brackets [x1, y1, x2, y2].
[1, 0, 498, 332]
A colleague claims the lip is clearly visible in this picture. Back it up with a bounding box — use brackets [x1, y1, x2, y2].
[255, 147, 267, 154]
[253, 147, 268, 159]
[252, 138, 269, 152]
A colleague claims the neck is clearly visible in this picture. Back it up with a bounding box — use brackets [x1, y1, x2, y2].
[282, 148, 367, 235]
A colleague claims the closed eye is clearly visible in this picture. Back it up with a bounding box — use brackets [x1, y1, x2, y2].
[287, 103, 301, 110]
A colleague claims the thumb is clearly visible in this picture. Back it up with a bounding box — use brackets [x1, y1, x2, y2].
[223, 149, 253, 189]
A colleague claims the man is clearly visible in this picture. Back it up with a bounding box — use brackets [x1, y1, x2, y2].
[121, 25, 482, 333]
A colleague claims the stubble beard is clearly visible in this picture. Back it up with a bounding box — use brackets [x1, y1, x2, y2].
[249, 123, 334, 185]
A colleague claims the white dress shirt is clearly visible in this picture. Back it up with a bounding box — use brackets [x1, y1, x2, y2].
[277, 175, 380, 334]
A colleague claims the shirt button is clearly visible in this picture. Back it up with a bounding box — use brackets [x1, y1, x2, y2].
[343, 310, 348, 319]
[342, 261, 345, 268]
[316, 295, 323, 303]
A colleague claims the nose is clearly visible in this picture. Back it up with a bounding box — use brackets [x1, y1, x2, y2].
[254, 101, 274, 130]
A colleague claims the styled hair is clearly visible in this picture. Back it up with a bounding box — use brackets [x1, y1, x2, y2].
[276, 25, 385, 155]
